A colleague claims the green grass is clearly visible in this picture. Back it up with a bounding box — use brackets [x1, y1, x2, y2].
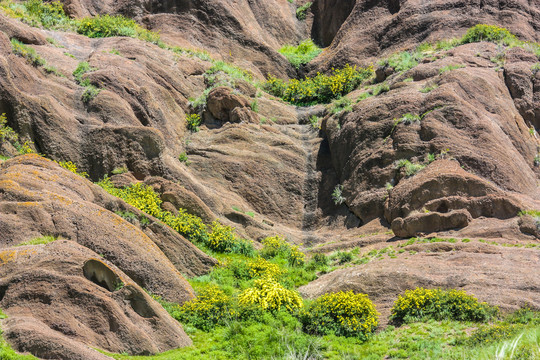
[296, 2, 312, 20]
[16, 235, 57, 246]
[279, 39, 322, 69]
[439, 64, 465, 74]
[10, 38, 45, 67]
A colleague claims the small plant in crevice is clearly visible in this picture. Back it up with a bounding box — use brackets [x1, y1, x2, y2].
[420, 82, 439, 93]
[17, 235, 57, 246]
[332, 184, 345, 205]
[296, 2, 312, 20]
[250, 100, 259, 113]
[186, 113, 202, 132]
[309, 115, 321, 130]
[111, 166, 128, 175]
[11, 38, 45, 66]
[439, 64, 465, 74]
[178, 151, 190, 165]
[371, 82, 390, 96]
[279, 39, 322, 69]
[395, 159, 425, 177]
[73, 61, 101, 103]
[532, 63, 540, 76]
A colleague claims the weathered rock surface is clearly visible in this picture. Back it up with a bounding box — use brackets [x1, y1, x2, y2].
[0, 240, 191, 359]
[310, 0, 540, 71]
[0, 155, 216, 301]
[57, 0, 309, 78]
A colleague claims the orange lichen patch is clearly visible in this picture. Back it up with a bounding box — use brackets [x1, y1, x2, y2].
[46, 193, 73, 206]
[0, 248, 37, 266]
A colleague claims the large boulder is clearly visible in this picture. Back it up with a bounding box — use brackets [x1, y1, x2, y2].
[0, 240, 191, 359]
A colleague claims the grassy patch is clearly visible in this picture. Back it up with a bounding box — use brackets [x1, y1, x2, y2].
[296, 2, 312, 20]
[16, 235, 57, 246]
[10, 38, 45, 66]
[279, 39, 321, 69]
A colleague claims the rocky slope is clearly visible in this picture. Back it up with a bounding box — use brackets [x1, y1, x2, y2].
[0, 0, 540, 358]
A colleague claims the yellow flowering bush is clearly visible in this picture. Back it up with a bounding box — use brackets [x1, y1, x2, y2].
[97, 177, 208, 244]
[265, 64, 374, 105]
[0, 113, 18, 143]
[260, 235, 305, 266]
[55, 160, 88, 178]
[238, 277, 303, 312]
[390, 288, 497, 324]
[173, 285, 236, 330]
[248, 257, 284, 279]
[300, 291, 379, 340]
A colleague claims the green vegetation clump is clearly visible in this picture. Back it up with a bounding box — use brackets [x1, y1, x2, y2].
[265, 64, 373, 105]
[10, 39, 45, 66]
[0, 113, 18, 144]
[300, 291, 379, 340]
[395, 159, 425, 177]
[73, 61, 101, 103]
[332, 184, 345, 205]
[17, 235, 57, 246]
[390, 288, 497, 324]
[330, 97, 352, 115]
[279, 39, 321, 69]
[296, 2, 312, 20]
[77, 14, 160, 43]
[439, 64, 465, 74]
[207, 221, 255, 256]
[0, 0, 73, 30]
[461, 24, 517, 44]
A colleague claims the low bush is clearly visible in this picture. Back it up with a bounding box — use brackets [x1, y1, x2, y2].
[0, 113, 18, 143]
[395, 159, 425, 177]
[265, 64, 373, 105]
[173, 285, 236, 331]
[279, 39, 321, 69]
[300, 291, 379, 340]
[238, 277, 303, 312]
[461, 24, 516, 45]
[260, 235, 305, 266]
[247, 257, 284, 279]
[390, 288, 497, 324]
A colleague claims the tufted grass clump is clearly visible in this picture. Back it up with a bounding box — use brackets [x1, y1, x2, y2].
[10, 39, 45, 67]
[77, 14, 160, 43]
[265, 64, 374, 105]
[238, 277, 303, 312]
[461, 24, 517, 45]
[261, 235, 305, 267]
[279, 39, 322, 69]
[390, 288, 497, 324]
[300, 291, 379, 340]
[171, 285, 236, 331]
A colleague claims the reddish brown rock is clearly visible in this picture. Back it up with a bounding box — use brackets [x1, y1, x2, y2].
[0, 155, 216, 300]
[0, 240, 191, 359]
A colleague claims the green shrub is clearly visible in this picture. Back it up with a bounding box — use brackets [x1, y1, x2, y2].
[279, 39, 321, 69]
[332, 184, 345, 205]
[173, 285, 236, 330]
[178, 152, 189, 164]
[385, 51, 421, 72]
[390, 288, 497, 324]
[186, 114, 202, 132]
[300, 291, 379, 340]
[265, 64, 373, 105]
[77, 14, 160, 43]
[461, 24, 516, 45]
[238, 277, 303, 312]
[395, 159, 425, 177]
[11, 38, 45, 66]
[420, 82, 438, 93]
[399, 113, 421, 125]
[261, 235, 306, 266]
[1, 0, 74, 30]
[296, 2, 312, 20]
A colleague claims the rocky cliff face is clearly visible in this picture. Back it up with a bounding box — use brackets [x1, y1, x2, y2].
[1, 0, 540, 358]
